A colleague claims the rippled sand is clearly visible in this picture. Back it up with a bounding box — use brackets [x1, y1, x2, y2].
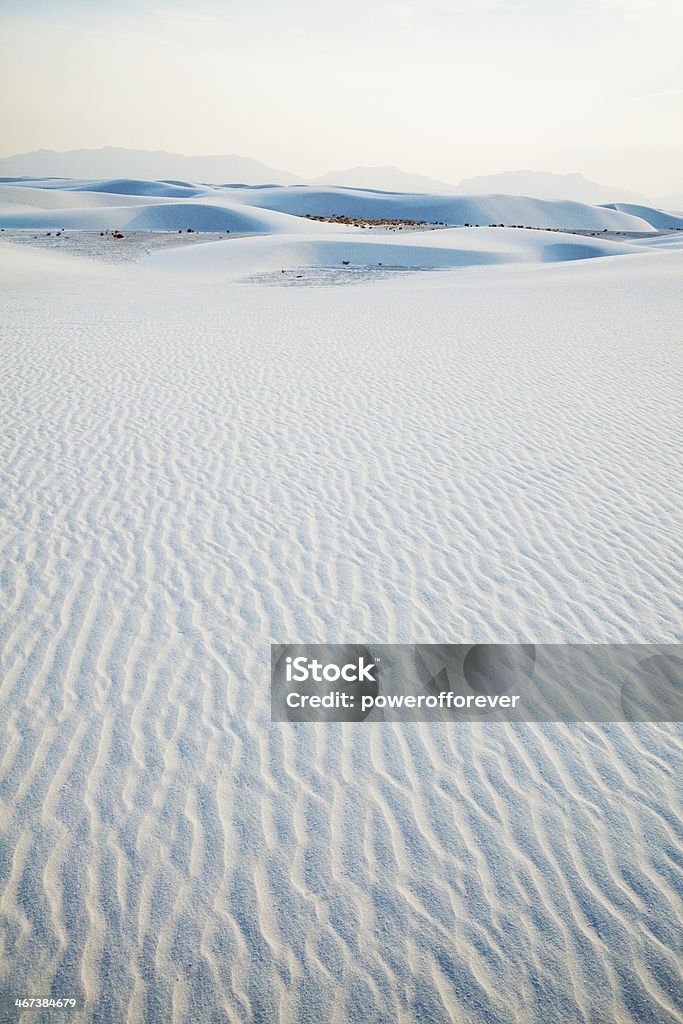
[1, 239, 681, 1023]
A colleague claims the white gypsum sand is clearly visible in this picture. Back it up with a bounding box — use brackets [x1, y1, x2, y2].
[0, 179, 682, 1024]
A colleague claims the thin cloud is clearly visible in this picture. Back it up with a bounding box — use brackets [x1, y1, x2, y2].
[635, 88, 683, 103]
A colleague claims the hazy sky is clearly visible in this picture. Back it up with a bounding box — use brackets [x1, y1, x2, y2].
[1, 0, 682, 194]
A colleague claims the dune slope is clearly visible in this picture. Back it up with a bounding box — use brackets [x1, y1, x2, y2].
[602, 203, 683, 230]
[227, 185, 658, 231]
[145, 227, 643, 278]
[0, 178, 672, 233]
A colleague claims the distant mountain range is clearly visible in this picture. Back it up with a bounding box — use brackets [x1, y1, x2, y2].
[310, 165, 458, 193]
[453, 170, 648, 205]
[313, 166, 651, 204]
[658, 194, 683, 210]
[0, 147, 299, 186]
[0, 147, 665, 205]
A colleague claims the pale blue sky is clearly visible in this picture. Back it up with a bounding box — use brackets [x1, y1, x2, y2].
[1, 0, 681, 193]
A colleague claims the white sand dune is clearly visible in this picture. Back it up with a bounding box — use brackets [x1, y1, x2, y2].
[224, 185, 658, 231]
[602, 203, 683, 230]
[629, 233, 683, 250]
[145, 226, 644, 279]
[0, 200, 315, 235]
[0, 178, 203, 199]
[0, 178, 674, 233]
[0, 184, 170, 212]
[63, 178, 207, 198]
[0, 181, 682, 1024]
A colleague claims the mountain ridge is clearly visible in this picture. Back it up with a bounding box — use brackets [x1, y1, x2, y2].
[0, 146, 300, 186]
